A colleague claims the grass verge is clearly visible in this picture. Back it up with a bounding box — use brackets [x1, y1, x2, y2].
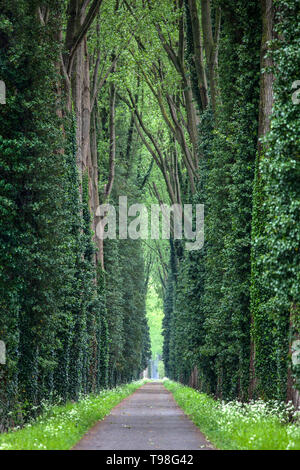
[0, 380, 145, 450]
[164, 380, 300, 450]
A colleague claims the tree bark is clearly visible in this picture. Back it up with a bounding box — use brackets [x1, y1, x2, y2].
[187, 0, 209, 110]
[104, 78, 116, 201]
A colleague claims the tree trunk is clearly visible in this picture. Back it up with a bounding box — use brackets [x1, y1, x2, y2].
[258, 0, 274, 145]
[249, 0, 274, 398]
[64, 0, 104, 267]
[201, 0, 220, 113]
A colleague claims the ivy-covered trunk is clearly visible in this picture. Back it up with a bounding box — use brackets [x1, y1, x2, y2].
[251, 0, 300, 402]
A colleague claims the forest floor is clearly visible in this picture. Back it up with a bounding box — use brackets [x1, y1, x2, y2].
[73, 382, 214, 450]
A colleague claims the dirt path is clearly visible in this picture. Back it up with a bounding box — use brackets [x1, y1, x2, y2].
[73, 382, 214, 450]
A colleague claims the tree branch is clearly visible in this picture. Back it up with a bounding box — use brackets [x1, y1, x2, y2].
[66, 0, 104, 76]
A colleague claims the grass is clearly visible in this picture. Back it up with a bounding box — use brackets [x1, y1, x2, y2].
[164, 380, 300, 450]
[0, 380, 145, 450]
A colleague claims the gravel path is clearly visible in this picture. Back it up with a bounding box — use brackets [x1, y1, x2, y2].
[73, 382, 215, 450]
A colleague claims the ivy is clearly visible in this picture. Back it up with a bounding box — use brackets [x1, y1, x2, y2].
[252, 0, 300, 400]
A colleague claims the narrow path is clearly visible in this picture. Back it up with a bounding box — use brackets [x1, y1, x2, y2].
[73, 382, 214, 450]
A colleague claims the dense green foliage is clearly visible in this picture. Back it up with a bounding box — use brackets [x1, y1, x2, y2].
[164, 0, 262, 399]
[102, 102, 151, 385]
[162, 0, 300, 404]
[0, 1, 150, 430]
[251, 0, 300, 400]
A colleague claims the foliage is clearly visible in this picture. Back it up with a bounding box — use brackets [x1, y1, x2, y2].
[165, 0, 262, 400]
[0, 0, 299, 440]
[250, 0, 300, 400]
[0, 0, 150, 430]
[102, 99, 151, 386]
